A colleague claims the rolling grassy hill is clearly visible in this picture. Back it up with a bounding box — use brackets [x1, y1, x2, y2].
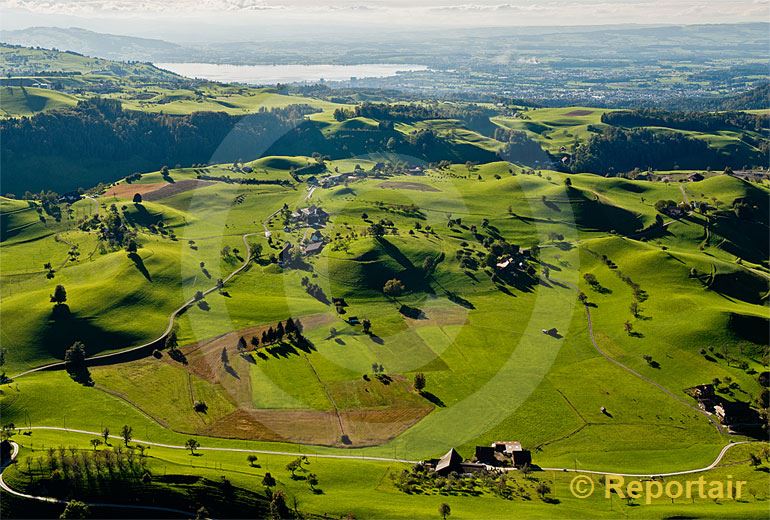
[1, 157, 768, 517]
[0, 86, 77, 117]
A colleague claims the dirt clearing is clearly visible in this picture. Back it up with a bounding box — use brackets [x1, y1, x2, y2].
[379, 181, 440, 192]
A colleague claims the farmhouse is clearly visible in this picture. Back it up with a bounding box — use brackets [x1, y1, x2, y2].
[321, 175, 344, 188]
[492, 441, 532, 467]
[58, 192, 82, 204]
[687, 172, 704, 182]
[291, 205, 329, 226]
[426, 448, 486, 476]
[278, 242, 293, 265]
[303, 241, 324, 256]
[309, 229, 324, 243]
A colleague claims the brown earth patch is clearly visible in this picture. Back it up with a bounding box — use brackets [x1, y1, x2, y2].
[563, 110, 594, 117]
[143, 179, 215, 201]
[103, 182, 167, 199]
[200, 406, 431, 447]
[97, 313, 433, 447]
[379, 181, 440, 192]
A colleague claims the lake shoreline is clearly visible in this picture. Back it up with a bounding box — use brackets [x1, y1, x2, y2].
[154, 62, 429, 85]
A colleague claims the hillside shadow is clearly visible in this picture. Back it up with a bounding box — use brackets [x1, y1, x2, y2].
[40, 315, 139, 362]
[376, 237, 434, 294]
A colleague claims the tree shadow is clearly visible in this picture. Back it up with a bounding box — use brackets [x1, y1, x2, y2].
[399, 305, 426, 319]
[51, 303, 71, 320]
[420, 391, 446, 407]
[128, 252, 152, 282]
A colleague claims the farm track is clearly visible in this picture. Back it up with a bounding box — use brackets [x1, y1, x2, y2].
[582, 304, 722, 434]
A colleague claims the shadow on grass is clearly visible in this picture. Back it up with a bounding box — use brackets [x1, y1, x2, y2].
[420, 391, 446, 407]
[128, 252, 152, 282]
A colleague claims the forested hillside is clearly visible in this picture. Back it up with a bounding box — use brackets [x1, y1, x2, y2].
[1, 99, 317, 194]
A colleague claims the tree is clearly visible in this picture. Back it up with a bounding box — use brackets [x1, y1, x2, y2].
[165, 330, 178, 350]
[750, 453, 762, 467]
[101, 427, 110, 444]
[286, 458, 301, 477]
[90, 438, 102, 451]
[60, 500, 90, 519]
[536, 481, 552, 499]
[307, 472, 319, 491]
[414, 372, 426, 392]
[285, 317, 296, 336]
[247, 454, 258, 466]
[50, 284, 67, 305]
[383, 278, 405, 297]
[438, 502, 451, 520]
[185, 438, 200, 455]
[64, 342, 87, 376]
[132, 193, 142, 204]
[276, 322, 285, 341]
[362, 319, 371, 334]
[262, 472, 276, 488]
[624, 320, 633, 335]
[120, 424, 133, 446]
[237, 336, 247, 352]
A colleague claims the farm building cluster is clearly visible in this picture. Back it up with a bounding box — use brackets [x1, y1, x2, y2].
[424, 442, 532, 476]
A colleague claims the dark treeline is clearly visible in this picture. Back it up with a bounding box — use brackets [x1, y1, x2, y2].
[570, 127, 767, 174]
[1, 98, 317, 195]
[602, 109, 769, 133]
[351, 102, 497, 126]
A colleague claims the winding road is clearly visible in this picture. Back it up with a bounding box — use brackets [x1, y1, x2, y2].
[0, 441, 190, 516]
[11, 231, 264, 380]
[0, 430, 752, 512]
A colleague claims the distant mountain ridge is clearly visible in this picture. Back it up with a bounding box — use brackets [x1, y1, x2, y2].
[0, 26, 187, 62]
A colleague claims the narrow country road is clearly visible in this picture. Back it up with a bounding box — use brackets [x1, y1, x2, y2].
[3, 426, 750, 478]
[0, 442, 190, 516]
[11, 231, 264, 380]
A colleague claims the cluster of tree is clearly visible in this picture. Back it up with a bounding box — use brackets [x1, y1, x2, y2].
[96, 203, 138, 250]
[494, 129, 550, 166]
[354, 102, 496, 125]
[601, 109, 769, 133]
[24, 441, 150, 497]
[1, 98, 317, 195]
[569, 127, 764, 174]
[247, 318, 303, 348]
[393, 463, 549, 503]
[196, 174, 292, 187]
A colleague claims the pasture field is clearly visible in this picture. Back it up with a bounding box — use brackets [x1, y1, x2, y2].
[0, 86, 77, 117]
[1, 154, 768, 518]
[1, 427, 769, 519]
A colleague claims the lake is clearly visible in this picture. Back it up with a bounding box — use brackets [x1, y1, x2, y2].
[154, 63, 428, 85]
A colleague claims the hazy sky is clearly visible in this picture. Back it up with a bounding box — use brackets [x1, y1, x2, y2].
[2, 0, 768, 41]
